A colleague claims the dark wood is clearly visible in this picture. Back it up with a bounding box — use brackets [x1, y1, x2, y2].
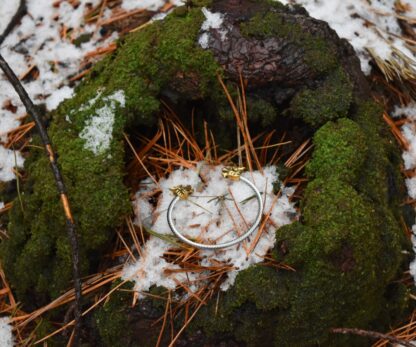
[0, 53, 83, 346]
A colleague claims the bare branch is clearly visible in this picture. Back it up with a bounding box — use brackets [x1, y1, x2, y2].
[0, 53, 82, 346]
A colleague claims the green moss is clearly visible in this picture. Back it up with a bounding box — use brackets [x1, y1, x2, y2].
[306, 118, 367, 183]
[232, 266, 290, 311]
[196, 176, 394, 346]
[95, 281, 134, 347]
[34, 319, 62, 346]
[95, 282, 169, 347]
[353, 101, 410, 279]
[195, 266, 286, 345]
[353, 101, 398, 208]
[290, 68, 354, 127]
[77, 7, 223, 126]
[194, 103, 410, 346]
[246, 97, 277, 127]
[240, 10, 338, 74]
[73, 33, 93, 47]
[0, 2, 411, 346]
[0, 6, 225, 304]
[1, 119, 129, 301]
[187, 0, 213, 8]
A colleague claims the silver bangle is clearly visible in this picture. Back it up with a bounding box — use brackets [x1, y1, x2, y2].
[167, 167, 264, 250]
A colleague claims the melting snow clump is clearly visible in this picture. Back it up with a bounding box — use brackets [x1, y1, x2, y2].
[393, 102, 416, 286]
[0, 317, 14, 347]
[393, 102, 416, 184]
[123, 163, 298, 296]
[122, 0, 184, 11]
[79, 90, 126, 155]
[0, 146, 24, 182]
[45, 86, 74, 111]
[198, 7, 228, 49]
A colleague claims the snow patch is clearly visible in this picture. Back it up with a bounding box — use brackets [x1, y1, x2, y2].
[393, 102, 416, 286]
[0, 0, 118, 181]
[122, 0, 184, 11]
[276, 0, 416, 75]
[122, 0, 165, 11]
[198, 7, 228, 49]
[201, 8, 225, 31]
[395, 103, 416, 170]
[394, 101, 416, 120]
[0, 0, 20, 34]
[79, 90, 125, 155]
[46, 86, 74, 111]
[123, 164, 298, 296]
[0, 317, 14, 347]
[0, 146, 24, 182]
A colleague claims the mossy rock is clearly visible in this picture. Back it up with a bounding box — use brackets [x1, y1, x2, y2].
[194, 114, 411, 347]
[0, 1, 224, 306]
[290, 68, 354, 127]
[0, 0, 412, 345]
[305, 118, 367, 183]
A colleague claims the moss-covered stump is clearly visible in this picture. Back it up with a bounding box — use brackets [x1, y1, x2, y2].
[0, 0, 413, 345]
[193, 112, 410, 346]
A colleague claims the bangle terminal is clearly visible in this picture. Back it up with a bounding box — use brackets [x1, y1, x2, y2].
[169, 185, 194, 200]
[222, 166, 245, 181]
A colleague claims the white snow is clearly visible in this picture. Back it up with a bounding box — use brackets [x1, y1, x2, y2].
[198, 7, 228, 49]
[0, 0, 118, 181]
[201, 8, 225, 31]
[122, 0, 184, 11]
[0, 0, 20, 34]
[0, 146, 23, 182]
[393, 102, 416, 286]
[152, 13, 169, 21]
[46, 86, 74, 111]
[0, 0, 106, 116]
[395, 103, 416, 204]
[122, 0, 165, 11]
[0, 113, 20, 144]
[0, 317, 14, 347]
[0, 0, 414, 293]
[123, 163, 297, 296]
[277, 0, 416, 75]
[79, 90, 125, 155]
[77, 90, 104, 113]
[0, 0, 414, 183]
[394, 102, 416, 120]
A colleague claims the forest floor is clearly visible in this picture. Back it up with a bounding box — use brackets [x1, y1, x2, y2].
[0, 0, 416, 346]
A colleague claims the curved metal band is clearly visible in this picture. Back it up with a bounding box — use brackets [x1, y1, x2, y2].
[167, 176, 263, 250]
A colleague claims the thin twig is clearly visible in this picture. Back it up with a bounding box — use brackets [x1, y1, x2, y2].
[0, 53, 83, 346]
[331, 327, 415, 347]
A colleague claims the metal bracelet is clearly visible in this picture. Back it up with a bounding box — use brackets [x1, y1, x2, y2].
[167, 167, 263, 250]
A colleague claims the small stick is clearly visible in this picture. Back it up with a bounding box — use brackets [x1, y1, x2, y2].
[331, 327, 415, 347]
[0, 53, 83, 346]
